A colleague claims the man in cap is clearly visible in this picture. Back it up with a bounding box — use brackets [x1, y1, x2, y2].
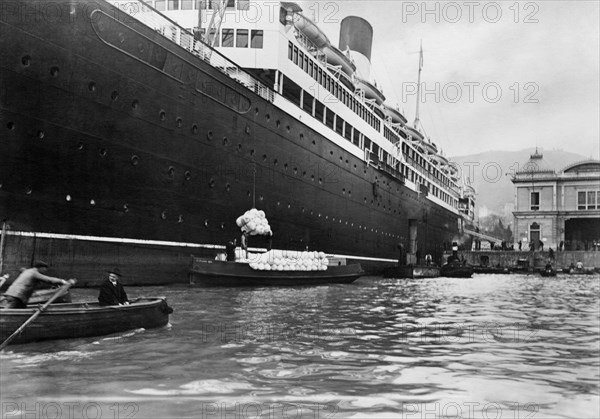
[0, 261, 70, 309]
[98, 268, 129, 306]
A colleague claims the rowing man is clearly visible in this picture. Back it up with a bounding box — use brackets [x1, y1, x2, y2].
[0, 261, 69, 309]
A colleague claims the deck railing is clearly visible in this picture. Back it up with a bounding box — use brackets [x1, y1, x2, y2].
[107, 0, 274, 103]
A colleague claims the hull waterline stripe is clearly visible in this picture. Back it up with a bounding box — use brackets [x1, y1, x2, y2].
[2, 231, 397, 263]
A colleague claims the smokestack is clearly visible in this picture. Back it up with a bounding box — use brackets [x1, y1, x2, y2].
[339, 16, 373, 79]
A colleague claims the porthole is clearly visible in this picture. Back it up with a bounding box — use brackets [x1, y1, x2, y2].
[90, 199, 96, 205]
[77, 142, 84, 150]
[6, 122, 15, 130]
[192, 124, 199, 134]
[245, 125, 250, 135]
[176, 117, 183, 128]
[50, 67, 59, 77]
[178, 215, 184, 223]
[131, 155, 139, 166]
[37, 130, 45, 139]
[318, 178, 322, 184]
[273, 159, 278, 166]
[159, 110, 166, 121]
[204, 220, 209, 228]
[225, 183, 231, 192]
[99, 148, 107, 157]
[161, 211, 167, 220]
[265, 113, 271, 121]
[207, 131, 213, 140]
[220, 222, 225, 230]
[250, 149, 255, 156]
[88, 82, 96, 92]
[311, 175, 314, 181]
[276, 120, 281, 128]
[262, 154, 267, 161]
[131, 100, 139, 109]
[223, 137, 228, 145]
[254, 107, 259, 115]
[21, 55, 31, 67]
[110, 91, 119, 101]
[123, 204, 129, 213]
[209, 178, 215, 188]
[237, 144, 242, 152]
[185, 171, 191, 181]
[167, 166, 174, 177]
[299, 133, 304, 140]
[312, 140, 316, 145]
[286, 125, 290, 132]
[26, 187, 32, 195]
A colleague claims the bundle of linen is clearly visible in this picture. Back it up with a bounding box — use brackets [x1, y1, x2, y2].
[247, 250, 329, 271]
[236, 208, 272, 236]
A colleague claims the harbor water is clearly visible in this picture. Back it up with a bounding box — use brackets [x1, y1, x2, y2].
[1, 274, 599, 418]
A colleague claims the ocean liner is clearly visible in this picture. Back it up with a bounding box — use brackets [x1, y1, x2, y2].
[0, 0, 475, 285]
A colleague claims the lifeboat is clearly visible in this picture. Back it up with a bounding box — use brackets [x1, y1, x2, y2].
[355, 77, 385, 105]
[421, 140, 438, 155]
[464, 185, 475, 197]
[431, 153, 449, 166]
[383, 104, 408, 125]
[291, 12, 330, 49]
[327, 63, 356, 90]
[323, 45, 356, 76]
[405, 126, 424, 142]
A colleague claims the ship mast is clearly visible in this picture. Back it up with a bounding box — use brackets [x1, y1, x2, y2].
[413, 40, 423, 130]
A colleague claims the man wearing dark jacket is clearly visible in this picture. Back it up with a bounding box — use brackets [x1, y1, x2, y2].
[98, 268, 129, 306]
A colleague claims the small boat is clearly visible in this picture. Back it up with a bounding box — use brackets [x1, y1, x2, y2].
[28, 288, 72, 304]
[539, 267, 557, 277]
[383, 264, 440, 279]
[189, 257, 363, 287]
[440, 263, 473, 278]
[0, 298, 172, 346]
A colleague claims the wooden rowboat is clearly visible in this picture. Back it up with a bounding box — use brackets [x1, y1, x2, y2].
[189, 258, 363, 287]
[0, 298, 172, 346]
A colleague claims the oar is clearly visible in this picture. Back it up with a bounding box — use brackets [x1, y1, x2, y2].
[0, 279, 76, 350]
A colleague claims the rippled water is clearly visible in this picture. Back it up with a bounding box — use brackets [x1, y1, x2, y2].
[1, 274, 599, 418]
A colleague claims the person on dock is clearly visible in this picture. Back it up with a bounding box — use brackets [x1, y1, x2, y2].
[0, 261, 70, 309]
[538, 240, 544, 251]
[98, 268, 129, 306]
[549, 248, 555, 261]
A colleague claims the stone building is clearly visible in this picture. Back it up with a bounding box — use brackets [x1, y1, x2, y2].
[512, 150, 600, 251]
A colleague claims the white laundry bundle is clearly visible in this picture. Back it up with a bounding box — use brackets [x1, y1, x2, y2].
[236, 208, 272, 236]
[248, 250, 329, 271]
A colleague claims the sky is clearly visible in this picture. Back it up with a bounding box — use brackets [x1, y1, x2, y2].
[295, 0, 600, 158]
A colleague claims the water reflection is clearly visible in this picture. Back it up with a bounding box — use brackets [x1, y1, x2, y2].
[1, 274, 598, 418]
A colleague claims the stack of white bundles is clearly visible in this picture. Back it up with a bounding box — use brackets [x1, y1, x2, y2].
[235, 208, 272, 236]
[248, 250, 329, 271]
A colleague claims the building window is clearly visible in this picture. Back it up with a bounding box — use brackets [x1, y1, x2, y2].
[578, 190, 598, 210]
[221, 29, 234, 47]
[236, 29, 248, 47]
[251, 30, 263, 48]
[530, 191, 540, 211]
[181, 0, 193, 9]
[167, 0, 179, 10]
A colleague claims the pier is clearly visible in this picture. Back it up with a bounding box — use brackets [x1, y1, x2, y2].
[449, 250, 600, 270]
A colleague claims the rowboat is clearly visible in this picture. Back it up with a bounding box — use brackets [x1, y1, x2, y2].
[0, 298, 172, 346]
[189, 257, 364, 287]
[440, 263, 473, 278]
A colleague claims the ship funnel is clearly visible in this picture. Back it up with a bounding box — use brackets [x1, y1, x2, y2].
[339, 16, 373, 79]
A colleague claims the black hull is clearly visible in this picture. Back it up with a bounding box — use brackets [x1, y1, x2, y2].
[1, 0, 464, 284]
[189, 258, 363, 287]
